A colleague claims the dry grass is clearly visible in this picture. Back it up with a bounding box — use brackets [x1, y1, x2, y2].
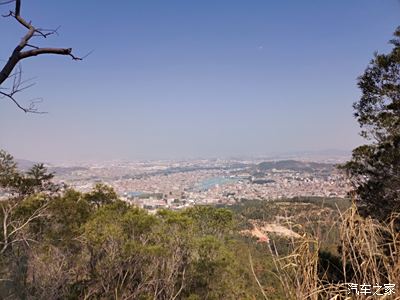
[267, 203, 400, 300]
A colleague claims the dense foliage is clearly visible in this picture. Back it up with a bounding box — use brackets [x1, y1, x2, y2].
[342, 27, 400, 227]
[0, 150, 284, 299]
[0, 146, 397, 299]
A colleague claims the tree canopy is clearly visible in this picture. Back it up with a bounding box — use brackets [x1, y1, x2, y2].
[343, 26, 400, 228]
[0, 150, 282, 299]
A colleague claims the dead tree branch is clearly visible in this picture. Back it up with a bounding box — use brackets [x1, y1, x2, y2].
[0, 0, 81, 112]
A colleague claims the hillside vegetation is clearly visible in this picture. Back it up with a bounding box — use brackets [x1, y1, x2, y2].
[1, 151, 286, 299]
[4, 150, 399, 299]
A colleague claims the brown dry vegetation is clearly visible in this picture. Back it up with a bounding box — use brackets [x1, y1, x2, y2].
[232, 197, 399, 299]
[267, 204, 400, 300]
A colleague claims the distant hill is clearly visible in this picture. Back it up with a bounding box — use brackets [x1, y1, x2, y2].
[48, 166, 88, 175]
[256, 160, 335, 172]
[15, 159, 37, 170]
[15, 159, 87, 175]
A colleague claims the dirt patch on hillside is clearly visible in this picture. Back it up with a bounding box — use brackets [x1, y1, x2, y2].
[241, 220, 301, 243]
[258, 223, 301, 238]
[276, 202, 311, 206]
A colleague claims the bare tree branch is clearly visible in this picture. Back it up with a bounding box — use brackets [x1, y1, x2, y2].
[0, 91, 30, 112]
[0, 194, 51, 254]
[0, 1, 16, 6]
[0, 63, 45, 113]
[19, 47, 82, 60]
[0, 0, 81, 112]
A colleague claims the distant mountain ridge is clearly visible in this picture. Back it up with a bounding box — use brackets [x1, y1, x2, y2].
[16, 159, 88, 175]
[256, 160, 335, 172]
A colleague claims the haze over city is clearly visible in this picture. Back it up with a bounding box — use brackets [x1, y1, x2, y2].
[1, 0, 399, 163]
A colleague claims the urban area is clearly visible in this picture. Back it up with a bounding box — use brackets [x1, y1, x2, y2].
[40, 157, 352, 211]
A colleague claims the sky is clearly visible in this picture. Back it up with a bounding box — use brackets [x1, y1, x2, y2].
[0, 0, 399, 163]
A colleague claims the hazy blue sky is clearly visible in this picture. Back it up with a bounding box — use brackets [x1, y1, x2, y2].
[0, 0, 399, 162]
